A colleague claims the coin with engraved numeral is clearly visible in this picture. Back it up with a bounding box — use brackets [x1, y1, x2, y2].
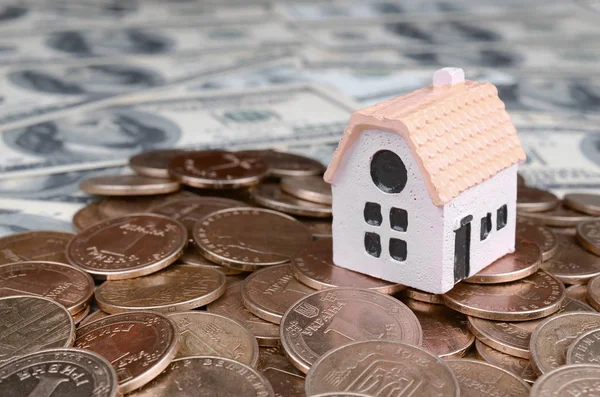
[465, 239, 541, 284]
[588, 274, 600, 311]
[444, 270, 565, 321]
[577, 219, 600, 256]
[542, 233, 600, 284]
[128, 356, 274, 397]
[130, 149, 185, 178]
[74, 311, 178, 393]
[280, 288, 422, 373]
[242, 264, 315, 324]
[566, 328, 600, 365]
[474, 339, 537, 384]
[168, 311, 258, 366]
[305, 340, 459, 397]
[291, 238, 405, 294]
[67, 214, 187, 280]
[530, 364, 600, 397]
[280, 176, 332, 204]
[530, 312, 600, 375]
[95, 264, 225, 313]
[0, 348, 119, 397]
[239, 149, 324, 178]
[564, 193, 600, 216]
[0, 261, 94, 314]
[404, 287, 445, 304]
[252, 183, 332, 218]
[0, 295, 75, 364]
[0, 231, 74, 265]
[516, 218, 558, 261]
[257, 345, 305, 397]
[80, 175, 180, 196]
[445, 359, 530, 396]
[194, 207, 312, 271]
[208, 282, 280, 347]
[517, 187, 558, 212]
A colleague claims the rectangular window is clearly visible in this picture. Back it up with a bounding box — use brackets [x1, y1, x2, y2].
[364, 202, 382, 226]
[497, 204, 508, 230]
[389, 238, 407, 262]
[364, 232, 381, 258]
[390, 207, 408, 232]
[480, 213, 492, 240]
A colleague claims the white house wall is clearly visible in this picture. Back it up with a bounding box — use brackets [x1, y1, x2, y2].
[330, 129, 445, 292]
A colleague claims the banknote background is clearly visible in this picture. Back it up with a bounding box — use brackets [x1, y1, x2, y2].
[0, 0, 599, 233]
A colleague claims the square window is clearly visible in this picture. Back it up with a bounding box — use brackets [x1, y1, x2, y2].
[390, 207, 408, 231]
[389, 238, 407, 261]
[480, 213, 492, 240]
[364, 202, 382, 226]
[364, 232, 381, 258]
[497, 204, 508, 230]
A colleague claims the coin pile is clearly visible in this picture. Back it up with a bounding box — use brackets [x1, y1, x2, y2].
[2, 151, 600, 396]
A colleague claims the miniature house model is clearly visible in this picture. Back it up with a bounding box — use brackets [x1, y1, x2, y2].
[324, 67, 526, 294]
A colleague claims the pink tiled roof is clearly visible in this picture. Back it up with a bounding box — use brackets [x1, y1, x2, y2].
[323, 80, 526, 206]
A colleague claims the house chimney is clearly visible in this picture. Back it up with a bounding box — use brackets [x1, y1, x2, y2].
[433, 67, 465, 87]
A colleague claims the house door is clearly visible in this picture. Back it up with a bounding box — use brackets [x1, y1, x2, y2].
[454, 215, 472, 283]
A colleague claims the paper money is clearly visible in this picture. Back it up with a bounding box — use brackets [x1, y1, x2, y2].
[0, 198, 80, 237]
[0, 84, 360, 179]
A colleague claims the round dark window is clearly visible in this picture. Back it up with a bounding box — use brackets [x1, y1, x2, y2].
[370, 150, 407, 193]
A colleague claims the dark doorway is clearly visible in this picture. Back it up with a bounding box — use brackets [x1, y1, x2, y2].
[454, 215, 472, 282]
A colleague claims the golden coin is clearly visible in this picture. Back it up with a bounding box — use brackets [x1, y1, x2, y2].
[79, 309, 111, 327]
[257, 345, 305, 397]
[0, 295, 75, 364]
[0, 230, 74, 265]
[443, 270, 565, 321]
[474, 339, 537, 384]
[530, 312, 600, 375]
[168, 311, 259, 366]
[242, 264, 315, 324]
[564, 193, 600, 216]
[95, 264, 225, 313]
[73, 201, 105, 232]
[72, 304, 91, 325]
[74, 311, 178, 393]
[446, 359, 530, 396]
[566, 328, 600, 365]
[194, 207, 312, 271]
[405, 298, 474, 358]
[305, 340, 459, 397]
[280, 288, 422, 373]
[518, 201, 594, 227]
[291, 238, 405, 294]
[542, 233, 600, 284]
[252, 183, 332, 218]
[516, 217, 558, 261]
[566, 283, 589, 303]
[577, 218, 600, 256]
[67, 213, 187, 280]
[129, 149, 185, 178]
[207, 282, 280, 346]
[465, 239, 541, 284]
[80, 175, 180, 196]
[587, 274, 600, 311]
[239, 149, 324, 178]
[404, 287, 445, 304]
[280, 176, 332, 204]
[530, 364, 600, 397]
[179, 248, 243, 275]
[128, 356, 275, 396]
[467, 297, 593, 359]
[517, 187, 558, 212]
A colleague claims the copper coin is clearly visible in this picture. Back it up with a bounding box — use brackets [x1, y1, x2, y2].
[280, 288, 422, 373]
[252, 183, 332, 218]
[0, 261, 94, 314]
[564, 193, 600, 216]
[542, 233, 600, 284]
[257, 345, 305, 397]
[567, 328, 600, 365]
[516, 187, 559, 212]
[242, 264, 315, 324]
[443, 270, 565, 321]
[94, 264, 226, 313]
[207, 282, 280, 347]
[405, 298, 474, 358]
[467, 297, 594, 359]
[129, 149, 185, 178]
[517, 173, 526, 187]
[168, 311, 259, 366]
[80, 175, 180, 196]
[67, 213, 187, 280]
[128, 356, 275, 397]
[566, 283, 589, 303]
[179, 248, 243, 275]
[577, 218, 600, 256]
[0, 295, 75, 364]
[239, 149, 324, 178]
[72, 304, 91, 325]
[530, 312, 600, 375]
[298, 217, 332, 238]
[530, 364, 600, 397]
[587, 274, 600, 311]
[465, 239, 542, 284]
[280, 176, 332, 204]
[518, 201, 594, 227]
[74, 311, 178, 393]
[169, 150, 268, 189]
[0, 348, 119, 397]
[79, 309, 111, 327]
[515, 218, 558, 261]
[474, 339, 537, 384]
[73, 201, 105, 232]
[97, 191, 198, 219]
[0, 230, 74, 265]
[194, 207, 312, 271]
[291, 238, 405, 294]
[305, 340, 459, 397]
[445, 359, 530, 396]
[404, 287, 445, 304]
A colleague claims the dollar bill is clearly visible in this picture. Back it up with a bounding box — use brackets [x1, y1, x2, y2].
[0, 83, 360, 179]
[0, 198, 80, 237]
